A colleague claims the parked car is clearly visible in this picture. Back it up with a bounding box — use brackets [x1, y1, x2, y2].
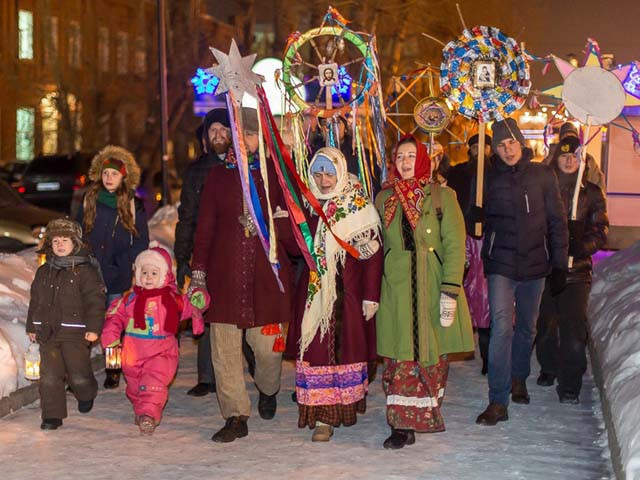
[0, 161, 29, 183]
[11, 152, 94, 213]
[0, 179, 62, 252]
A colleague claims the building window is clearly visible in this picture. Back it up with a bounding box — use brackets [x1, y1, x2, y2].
[68, 20, 81, 68]
[18, 10, 34, 60]
[116, 31, 129, 75]
[40, 94, 59, 154]
[98, 27, 109, 72]
[117, 110, 127, 147]
[44, 16, 58, 65]
[134, 36, 146, 76]
[16, 108, 35, 161]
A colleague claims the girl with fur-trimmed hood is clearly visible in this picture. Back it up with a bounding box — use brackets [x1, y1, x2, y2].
[26, 218, 106, 430]
[76, 145, 149, 388]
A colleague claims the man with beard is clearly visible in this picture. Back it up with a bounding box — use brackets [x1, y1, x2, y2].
[175, 108, 233, 397]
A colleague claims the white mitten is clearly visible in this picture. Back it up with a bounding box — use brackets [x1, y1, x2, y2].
[439, 292, 457, 327]
[362, 300, 379, 321]
[355, 239, 380, 259]
[188, 270, 207, 296]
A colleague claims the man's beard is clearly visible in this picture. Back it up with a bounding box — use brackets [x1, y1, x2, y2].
[209, 139, 230, 155]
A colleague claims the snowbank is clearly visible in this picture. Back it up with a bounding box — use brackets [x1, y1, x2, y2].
[0, 206, 179, 399]
[588, 241, 640, 479]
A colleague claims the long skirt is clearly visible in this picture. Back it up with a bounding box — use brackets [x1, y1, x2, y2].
[382, 356, 449, 432]
[296, 360, 368, 428]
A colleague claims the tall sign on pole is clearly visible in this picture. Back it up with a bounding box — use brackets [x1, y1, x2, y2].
[157, 0, 170, 205]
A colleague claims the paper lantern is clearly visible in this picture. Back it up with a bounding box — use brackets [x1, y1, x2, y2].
[24, 343, 40, 381]
[105, 344, 122, 370]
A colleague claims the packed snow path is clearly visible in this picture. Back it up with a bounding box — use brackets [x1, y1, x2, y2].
[0, 335, 612, 480]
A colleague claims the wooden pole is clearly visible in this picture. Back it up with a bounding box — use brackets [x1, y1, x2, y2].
[474, 122, 486, 236]
[568, 118, 591, 268]
[325, 86, 333, 147]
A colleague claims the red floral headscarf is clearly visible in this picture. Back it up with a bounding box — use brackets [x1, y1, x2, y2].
[384, 134, 432, 230]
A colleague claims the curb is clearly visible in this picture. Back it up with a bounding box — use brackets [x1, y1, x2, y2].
[0, 354, 106, 418]
[588, 334, 624, 479]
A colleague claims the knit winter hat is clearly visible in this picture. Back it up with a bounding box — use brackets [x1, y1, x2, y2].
[310, 153, 338, 176]
[557, 136, 581, 155]
[491, 118, 525, 151]
[40, 218, 84, 254]
[203, 108, 230, 132]
[134, 242, 175, 288]
[559, 122, 579, 139]
[468, 133, 493, 147]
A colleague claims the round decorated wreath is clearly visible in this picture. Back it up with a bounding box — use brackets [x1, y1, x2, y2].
[439, 26, 530, 122]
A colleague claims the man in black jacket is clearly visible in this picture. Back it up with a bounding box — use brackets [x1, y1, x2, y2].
[175, 108, 231, 396]
[475, 118, 568, 426]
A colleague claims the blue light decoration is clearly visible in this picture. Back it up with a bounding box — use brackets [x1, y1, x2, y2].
[191, 68, 223, 116]
[191, 68, 220, 97]
[331, 65, 352, 103]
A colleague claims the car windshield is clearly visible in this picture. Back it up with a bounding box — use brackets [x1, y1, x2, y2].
[25, 156, 73, 174]
[0, 180, 22, 205]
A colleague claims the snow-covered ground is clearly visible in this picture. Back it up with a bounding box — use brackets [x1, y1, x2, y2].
[0, 206, 179, 398]
[589, 241, 640, 479]
[0, 336, 612, 480]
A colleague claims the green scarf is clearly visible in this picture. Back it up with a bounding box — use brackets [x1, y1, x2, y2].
[97, 189, 117, 209]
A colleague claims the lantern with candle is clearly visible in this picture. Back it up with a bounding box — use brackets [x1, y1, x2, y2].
[105, 343, 122, 370]
[24, 343, 41, 381]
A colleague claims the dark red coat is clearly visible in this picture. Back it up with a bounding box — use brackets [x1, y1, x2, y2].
[192, 163, 297, 329]
[285, 215, 383, 366]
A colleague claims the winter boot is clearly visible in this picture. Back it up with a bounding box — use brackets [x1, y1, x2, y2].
[258, 391, 277, 420]
[41, 418, 63, 430]
[557, 386, 580, 404]
[312, 422, 334, 442]
[211, 416, 249, 443]
[78, 399, 94, 413]
[478, 328, 490, 376]
[138, 415, 156, 435]
[104, 370, 121, 389]
[187, 382, 216, 397]
[511, 378, 530, 404]
[536, 373, 556, 387]
[475, 403, 508, 426]
[383, 429, 415, 449]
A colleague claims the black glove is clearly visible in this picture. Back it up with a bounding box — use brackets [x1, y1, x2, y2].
[469, 205, 485, 224]
[549, 268, 567, 296]
[568, 220, 585, 257]
[176, 262, 192, 291]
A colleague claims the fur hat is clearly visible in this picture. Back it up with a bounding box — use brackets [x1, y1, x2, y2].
[40, 218, 84, 254]
[134, 241, 175, 288]
[88, 145, 141, 191]
[241, 107, 259, 133]
[491, 118, 525, 151]
[559, 122, 579, 139]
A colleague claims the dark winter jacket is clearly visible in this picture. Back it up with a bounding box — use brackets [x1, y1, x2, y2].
[76, 197, 149, 295]
[174, 152, 225, 266]
[26, 249, 106, 342]
[554, 169, 609, 283]
[447, 155, 493, 235]
[481, 148, 568, 280]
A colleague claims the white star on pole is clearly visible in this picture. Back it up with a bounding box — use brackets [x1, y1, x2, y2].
[206, 39, 264, 105]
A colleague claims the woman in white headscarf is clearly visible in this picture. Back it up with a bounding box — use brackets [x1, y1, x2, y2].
[286, 147, 383, 442]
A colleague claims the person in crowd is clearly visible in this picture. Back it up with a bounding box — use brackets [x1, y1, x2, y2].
[286, 147, 383, 442]
[475, 118, 568, 426]
[429, 141, 450, 185]
[26, 219, 105, 430]
[545, 122, 605, 192]
[175, 109, 231, 397]
[447, 133, 493, 374]
[76, 145, 149, 389]
[375, 134, 474, 449]
[535, 136, 608, 403]
[101, 244, 208, 435]
[190, 107, 297, 443]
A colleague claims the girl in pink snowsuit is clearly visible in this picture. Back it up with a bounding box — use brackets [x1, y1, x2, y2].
[102, 243, 208, 434]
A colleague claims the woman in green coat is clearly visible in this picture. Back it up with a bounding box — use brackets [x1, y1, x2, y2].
[375, 134, 474, 449]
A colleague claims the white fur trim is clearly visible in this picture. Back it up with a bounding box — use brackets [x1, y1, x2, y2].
[134, 250, 169, 287]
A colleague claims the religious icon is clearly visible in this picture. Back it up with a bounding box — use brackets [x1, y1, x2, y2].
[319, 63, 339, 87]
[473, 61, 496, 88]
